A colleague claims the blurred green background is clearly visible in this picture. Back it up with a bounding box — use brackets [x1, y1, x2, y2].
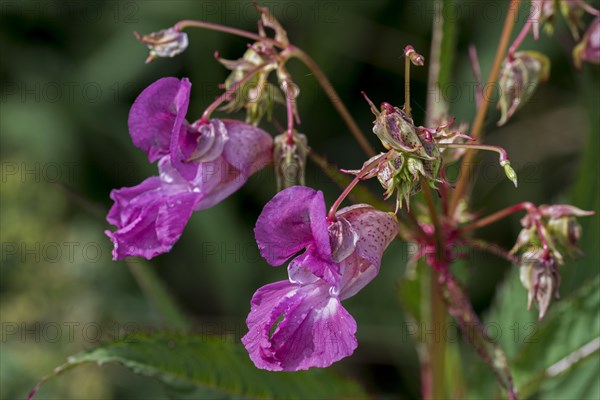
[1, 0, 598, 398]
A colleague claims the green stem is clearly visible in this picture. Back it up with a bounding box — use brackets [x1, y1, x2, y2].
[289, 47, 376, 157]
[201, 63, 271, 121]
[421, 1, 451, 397]
[404, 51, 412, 118]
[430, 268, 447, 400]
[448, 0, 521, 216]
[127, 260, 190, 331]
[327, 152, 389, 220]
[437, 142, 509, 163]
[421, 178, 448, 400]
[173, 19, 376, 157]
[174, 19, 283, 48]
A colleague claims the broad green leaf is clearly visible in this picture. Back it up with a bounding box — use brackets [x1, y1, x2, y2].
[484, 266, 538, 361]
[514, 276, 600, 398]
[29, 332, 366, 400]
[397, 261, 425, 327]
[481, 268, 599, 399]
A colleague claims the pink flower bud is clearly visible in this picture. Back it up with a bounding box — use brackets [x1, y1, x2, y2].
[134, 28, 188, 64]
[573, 17, 600, 68]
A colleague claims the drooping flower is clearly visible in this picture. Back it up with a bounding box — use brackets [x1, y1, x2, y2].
[497, 51, 550, 126]
[519, 250, 560, 319]
[530, 0, 588, 40]
[242, 186, 399, 371]
[511, 203, 594, 319]
[134, 28, 189, 64]
[106, 77, 273, 260]
[573, 17, 600, 68]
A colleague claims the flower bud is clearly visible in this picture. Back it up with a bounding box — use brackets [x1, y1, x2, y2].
[531, 0, 586, 40]
[134, 28, 189, 64]
[539, 204, 594, 256]
[404, 45, 425, 66]
[559, 0, 586, 41]
[573, 17, 600, 68]
[510, 226, 536, 255]
[519, 250, 560, 320]
[363, 94, 434, 158]
[497, 51, 550, 126]
[500, 161, 518, 187]
[274, 132, 308, 191]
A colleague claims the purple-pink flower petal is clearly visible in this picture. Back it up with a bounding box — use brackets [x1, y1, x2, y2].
[254, 186, 332, 267]
[128, 77, 191, 163]
[242, 280, 357, 371]
[169, 81, 200, 181]
[105, 175, 201, 260]
[336, 204, 399, 299]
[288, 248, 340, 287]
[245, 192, 400, 371]
[539, 204, 595, 219]
[222, 119, 274, 176]
[190, 119, 229, 163]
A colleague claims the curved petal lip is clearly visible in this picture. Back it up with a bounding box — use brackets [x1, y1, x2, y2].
[128, 77, 191, 162]
[242, 281, 358, 371]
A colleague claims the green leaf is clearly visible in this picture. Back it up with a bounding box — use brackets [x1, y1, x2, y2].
[438, 0, 458, 96]
[29, 332, 366, 400]
[514, 276, 600, 398]
[482, 267, 600, 399]
[397, 262, 425, 327]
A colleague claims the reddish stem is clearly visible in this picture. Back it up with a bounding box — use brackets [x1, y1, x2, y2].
[448, 0, 521, 215]
[174, 19, 284, 48]
[285, 85, 295, 144]
[460, 202, 534, 232]
[201, 64, 270, 122]
[468, 45, 483, 108]
[437, 142, 509, 163]
[508, 17, 533, 60]
[574, 0, 600, 16]
[460, 202, 552, 258]
[327, 153, 389, 221]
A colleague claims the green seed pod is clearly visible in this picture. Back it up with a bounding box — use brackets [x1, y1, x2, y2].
[497, 51, 550, 126]
[273, 132, 308, 191]
[217, 49, 281, 125]
[519, 250, 560, 320]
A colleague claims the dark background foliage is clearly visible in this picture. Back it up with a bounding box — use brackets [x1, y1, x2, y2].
[1, 0, 598, 398]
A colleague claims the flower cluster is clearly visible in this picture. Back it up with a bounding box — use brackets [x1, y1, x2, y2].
[242, 186, 399, 370]
[104, 3, 597, 383]
[511, 204, 594, 318]
[105, 77, 272, 260]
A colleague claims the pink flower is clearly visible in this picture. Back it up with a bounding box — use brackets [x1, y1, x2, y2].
[243, 186, 399, 371]
[105, 78, 273, 260]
